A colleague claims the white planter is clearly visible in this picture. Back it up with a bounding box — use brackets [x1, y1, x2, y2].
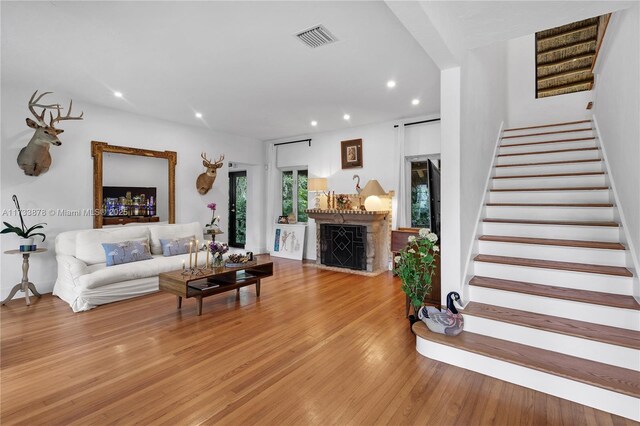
[19, 237, 34, 247]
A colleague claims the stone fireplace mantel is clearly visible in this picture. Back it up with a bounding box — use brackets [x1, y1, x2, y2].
[307, 209, 390, 274]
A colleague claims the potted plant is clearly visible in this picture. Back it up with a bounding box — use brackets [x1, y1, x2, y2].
[205, 202, 221, 234]
[1, 195, 46, 249]
[393, 228, 439, 326]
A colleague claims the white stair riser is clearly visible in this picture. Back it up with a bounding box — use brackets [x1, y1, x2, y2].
[492, 175, 606, 189]
[500, 140, 597, 155]
[473, 262, 633, 295]
[489, 189, 611, 203]
[501, 129, 594, 143]
[494, 161, 604, 177]
[477, 240, 628, 267]
[482, 222, 620, 241]
[415, 338, 640, 421]
[504, 123, 592, 136]
[485, 206, 614, 221]
[463, 315, 640, 370]
[497, 150, 599, 165]
[468, 285, 640, 330]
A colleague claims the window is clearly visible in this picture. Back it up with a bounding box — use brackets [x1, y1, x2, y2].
[411, 161, 430, 228]
[282, 168, 308, 222]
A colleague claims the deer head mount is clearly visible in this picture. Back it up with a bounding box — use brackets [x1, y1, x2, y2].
[196, 152, 224, 195]
[17, 90, 84, 176]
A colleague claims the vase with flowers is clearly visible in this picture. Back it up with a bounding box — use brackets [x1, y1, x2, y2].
[205, 202, 221, 234]
[393, 228, 439, 326]
[208, 240, 229, 268]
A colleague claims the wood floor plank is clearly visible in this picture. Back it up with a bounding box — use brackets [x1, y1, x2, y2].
[504, 120, 592, 132]
[463, 302, 640, 349]
[469, 276, 640, 311]
[474, 254, 633, 277]
[478, 235, 625, 250]
[2, 259, 633, 424]
[502, 127, 593, 139]
[483, 218, 619, 227]
[412, 323, 640, 398]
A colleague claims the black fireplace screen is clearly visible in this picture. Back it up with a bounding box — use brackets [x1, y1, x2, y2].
[320, 224, 367, 271]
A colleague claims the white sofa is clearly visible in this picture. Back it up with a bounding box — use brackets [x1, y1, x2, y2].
[53, 222, 206, 312]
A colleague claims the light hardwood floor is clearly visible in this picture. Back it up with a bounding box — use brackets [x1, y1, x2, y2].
[1, 258, 634, 425]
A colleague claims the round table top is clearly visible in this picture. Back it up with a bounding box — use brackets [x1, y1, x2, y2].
[4, 248, 48, 255]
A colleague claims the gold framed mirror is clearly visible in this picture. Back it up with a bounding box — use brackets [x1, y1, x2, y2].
[91, 141, 177, 228]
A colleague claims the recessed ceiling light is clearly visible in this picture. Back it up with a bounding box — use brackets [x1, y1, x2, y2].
[311, 120, 318, 126]
[113, 91, 123, 98]
[412, 99, 420, 106]
[343, 114, 350, 120]
[386, 80, 396, 88]
[195, 112, 203, 118]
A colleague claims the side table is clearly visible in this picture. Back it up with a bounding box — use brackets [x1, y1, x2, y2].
[2, 248, 47, 306]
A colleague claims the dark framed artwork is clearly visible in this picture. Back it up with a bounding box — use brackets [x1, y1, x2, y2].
[341, 139, 363, 169]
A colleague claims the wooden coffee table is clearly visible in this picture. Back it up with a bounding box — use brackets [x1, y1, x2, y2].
[158, 255, 273, 316]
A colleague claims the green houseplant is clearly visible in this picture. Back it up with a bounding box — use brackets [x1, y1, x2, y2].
[1, 195, 46, 248]
[394, 228, 439, 321]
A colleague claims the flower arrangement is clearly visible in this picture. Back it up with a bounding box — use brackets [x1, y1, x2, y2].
[206, 202, 220, 228]
[336, 194, 351, 210]
[394, 228, 439, 315]
[208, 240, 229, 267]
[1, 195, 46, 248]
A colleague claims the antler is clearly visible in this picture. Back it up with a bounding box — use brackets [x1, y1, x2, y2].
[28, 90, 61, 126]
[214, 154, 225, 166]
[201, 152, 212, 166]
[49, 99, 84, 128]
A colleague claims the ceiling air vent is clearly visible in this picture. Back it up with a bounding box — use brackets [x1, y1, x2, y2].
[295, 25, 337, 49]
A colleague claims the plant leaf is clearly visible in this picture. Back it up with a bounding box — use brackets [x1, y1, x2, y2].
[29, 232, 46, 242]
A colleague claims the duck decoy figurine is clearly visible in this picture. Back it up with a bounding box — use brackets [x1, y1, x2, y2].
[417, 292, 464, 336]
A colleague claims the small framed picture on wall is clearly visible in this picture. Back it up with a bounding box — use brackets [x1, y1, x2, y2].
[341, 138, 363, 169]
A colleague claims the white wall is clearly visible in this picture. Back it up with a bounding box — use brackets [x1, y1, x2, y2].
[592, 5, 640, 297]
[506, 34, 593, 127]
[0, 84, 265, 300]
[268, 116, 441, 260]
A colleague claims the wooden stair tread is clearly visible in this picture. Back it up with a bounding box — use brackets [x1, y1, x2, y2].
[473, 254, 633, 277]
[493, 171, 605, 179]
[479, 235, 625, 250]
[469, 276, 640, 311]
[412, 323, 640, 398]
[486, 203, 614, 207]
[483, 218, 619, 227]
[463, 302, 640, 350]
[498, 147, 598, 157]
[504, 120, 591, 132]
[496, 158, 601, 168]
[502, 128, 593, 139]
[501, 137, 595, 148]
[490, 186, 608, 192]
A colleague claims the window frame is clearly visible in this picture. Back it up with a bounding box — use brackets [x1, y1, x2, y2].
[280, 166, 308, 223]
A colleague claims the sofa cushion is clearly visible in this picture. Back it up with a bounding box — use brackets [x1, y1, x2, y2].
[75, 227, 150, 265]
[148, 222, 202, 255]
[159, 235, 195, 257]
[102, 240, 153, 266]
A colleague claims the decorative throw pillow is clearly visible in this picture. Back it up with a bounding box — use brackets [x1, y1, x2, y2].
[159, 235, 195, 257]
[102, 240, 153, 267]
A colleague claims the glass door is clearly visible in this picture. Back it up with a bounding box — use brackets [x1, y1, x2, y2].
[228, 171, 247, 248]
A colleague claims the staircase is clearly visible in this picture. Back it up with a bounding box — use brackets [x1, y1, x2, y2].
[413, 119, 640, 420]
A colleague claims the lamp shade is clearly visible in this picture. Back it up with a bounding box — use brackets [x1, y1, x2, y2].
[308, 177, 327, 192]
[360, 179, 386, 198]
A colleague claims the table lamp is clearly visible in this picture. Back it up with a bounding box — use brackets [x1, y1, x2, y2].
[308, 177, 328, 209]
[360, 179, 386, 211]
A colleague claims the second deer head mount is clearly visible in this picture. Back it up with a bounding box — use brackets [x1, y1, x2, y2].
[196, 152, 224, 195]
[17, 90, 84, 176]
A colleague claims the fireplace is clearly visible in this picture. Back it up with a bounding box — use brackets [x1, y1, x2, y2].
[320, 224, 367, 270]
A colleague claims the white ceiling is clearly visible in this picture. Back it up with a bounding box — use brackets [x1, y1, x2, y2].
[1, 1, 441, 141]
